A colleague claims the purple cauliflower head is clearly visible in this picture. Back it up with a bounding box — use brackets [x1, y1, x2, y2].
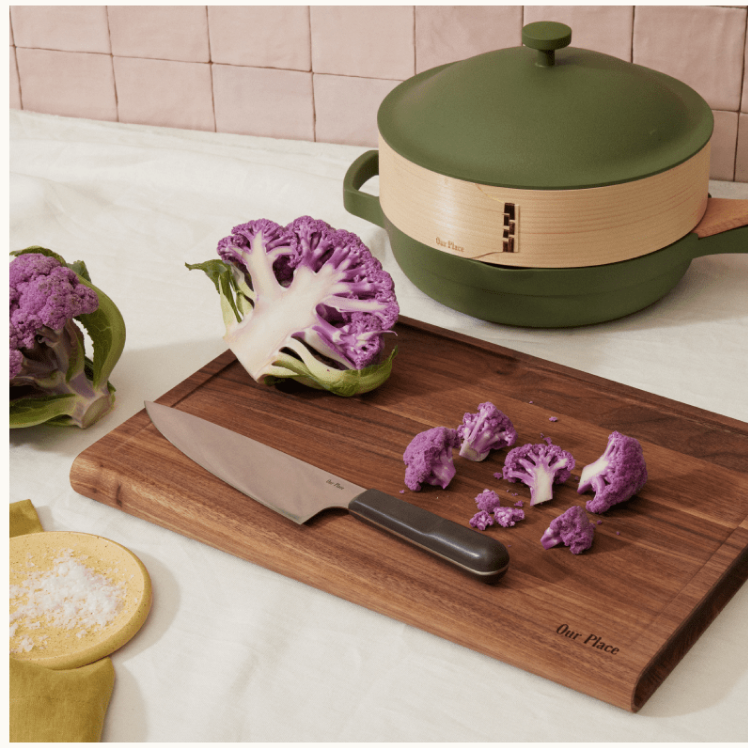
[502, 442, 575, 505]
[9, 253, 99, 379]
[578, 431, 648, 513]
[191, 216, 399, 397]
[403, 426, 460, 491]
[457, 402, 517, 462]
[541, 505, 595, 554]
[9, 248, 125, 429]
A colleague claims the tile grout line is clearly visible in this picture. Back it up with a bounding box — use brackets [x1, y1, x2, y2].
[104, 6, 119, 123]
[205, 6, 217, 134]
[734, 10, 748, 180]
[412, 5, 417, 76]
[13, 45, 24, 111]
[8, 8, 23, 110]
[9, 9, 24, 111]
[309, 6, 316, 143]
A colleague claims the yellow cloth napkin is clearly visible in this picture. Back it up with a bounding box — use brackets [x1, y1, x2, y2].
[9, 499, 44, 538]
[9, 501, 116, 743]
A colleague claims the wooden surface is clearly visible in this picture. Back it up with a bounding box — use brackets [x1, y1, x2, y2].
[69, 318, 748, 712]
[693, 197, 748, 238]
[379, 137, 711, 267]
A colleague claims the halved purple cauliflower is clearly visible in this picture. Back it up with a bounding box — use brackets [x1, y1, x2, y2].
[187, 216, 399, 396]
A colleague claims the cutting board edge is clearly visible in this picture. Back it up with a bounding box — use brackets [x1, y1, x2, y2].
[631, 534, 748, 711]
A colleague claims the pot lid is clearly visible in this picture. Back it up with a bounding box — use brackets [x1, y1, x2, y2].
[377, 22, 714, 190]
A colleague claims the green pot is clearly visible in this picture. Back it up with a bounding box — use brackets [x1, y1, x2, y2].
[344, 149, 747, 328]
[342, 22, 748, 327]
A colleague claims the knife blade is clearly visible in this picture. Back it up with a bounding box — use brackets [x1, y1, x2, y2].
[144, 401, 509, 583]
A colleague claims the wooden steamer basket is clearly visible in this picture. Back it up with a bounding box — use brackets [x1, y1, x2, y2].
[344, 22, 748, 327]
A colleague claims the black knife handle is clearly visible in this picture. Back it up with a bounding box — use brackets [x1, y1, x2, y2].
[348, 489, 509, 584]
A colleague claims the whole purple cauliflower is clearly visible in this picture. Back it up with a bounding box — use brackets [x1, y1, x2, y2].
[9, 248, 126, 429]
[502, 441, 576, 505]
[10, 253, 99, 378]
[457, 402, 517, 461]
[189, 216, 399, 396]
[403, 426, 460, 491]
[541, 505, 595, 554]
[578, 431, 648, 513]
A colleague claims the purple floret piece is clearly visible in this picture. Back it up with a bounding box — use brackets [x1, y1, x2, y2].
[471, 489, 524, 529]
[403, 427, 460, 491]
[457, 402, 517, 462]
[502, 442, 575, 506]
[578, 431, 648, 513]
[541, 505, 595, 554]
[469, 510, 495, 531]
[493, 506, 525, 528]
[474, 488, 502, 513]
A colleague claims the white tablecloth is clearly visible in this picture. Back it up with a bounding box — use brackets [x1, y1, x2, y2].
[9, 109, 748, 741]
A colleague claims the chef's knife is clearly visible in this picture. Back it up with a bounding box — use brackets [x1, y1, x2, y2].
[145, 401, 509, 583]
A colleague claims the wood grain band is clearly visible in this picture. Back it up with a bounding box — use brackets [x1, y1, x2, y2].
[379, 136, 711, 268]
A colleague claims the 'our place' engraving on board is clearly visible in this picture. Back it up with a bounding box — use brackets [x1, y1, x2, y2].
[556, 623, 620, 655]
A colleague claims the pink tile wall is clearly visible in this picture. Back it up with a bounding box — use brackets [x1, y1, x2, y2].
[9, 5, 748, 182]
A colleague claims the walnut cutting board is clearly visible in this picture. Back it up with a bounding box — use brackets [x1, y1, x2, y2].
[69, 317, 748, 712]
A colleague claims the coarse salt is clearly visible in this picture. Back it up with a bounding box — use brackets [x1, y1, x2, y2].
[10, 548, 126, 654]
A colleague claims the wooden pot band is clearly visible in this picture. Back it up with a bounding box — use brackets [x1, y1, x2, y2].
[378, 137, 711, 268]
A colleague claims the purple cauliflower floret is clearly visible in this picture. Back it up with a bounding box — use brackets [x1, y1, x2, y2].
[403, 427, 460, 491]
[541, 505, 595, 554]
[578, 431, 648, 513]
[502, 442, 575, 505]
[9, 253, 98, 378]
[469, 489, 525, 530]
[474, 488, 502, 513]
[469, 510, 495, 530]
[9, 250, 125, 429]
[493, 506, 525, 528]
[457, 402, 517, 461]
[190, 216, 399, 396]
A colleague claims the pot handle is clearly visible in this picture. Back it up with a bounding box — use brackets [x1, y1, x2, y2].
[689, 197, 748, 257]
[343, 150, 385, 229]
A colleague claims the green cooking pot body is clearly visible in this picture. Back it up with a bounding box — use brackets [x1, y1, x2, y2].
[343, 149, 747, 328]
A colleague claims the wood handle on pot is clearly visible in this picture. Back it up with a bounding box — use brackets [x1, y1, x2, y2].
[693, 198, 748, 238]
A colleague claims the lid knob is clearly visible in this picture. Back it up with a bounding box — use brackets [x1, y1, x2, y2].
[522, 21, 572, 67]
